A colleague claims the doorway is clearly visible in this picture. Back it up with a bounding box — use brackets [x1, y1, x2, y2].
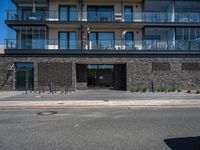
[15, 63, 34, 91]
[87, 65, 114, 89]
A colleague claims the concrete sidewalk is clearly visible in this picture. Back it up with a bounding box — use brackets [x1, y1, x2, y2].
[0, 91, 23, 99]
[1, 100, 200, 109]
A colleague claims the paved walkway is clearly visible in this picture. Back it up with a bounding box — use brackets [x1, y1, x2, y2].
[0, 89, 200, 109]
[1, 89, 200, 101]
[0, 91, 23, 99]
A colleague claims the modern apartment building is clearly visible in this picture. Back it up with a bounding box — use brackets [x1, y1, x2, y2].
[1, 0, 200, 91]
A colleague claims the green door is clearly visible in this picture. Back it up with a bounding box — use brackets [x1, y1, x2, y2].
[16, 70, 33, 90]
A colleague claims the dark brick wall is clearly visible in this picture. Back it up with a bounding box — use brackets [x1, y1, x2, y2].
[38, 62, 72, 87]
[0, 56, 200, 91]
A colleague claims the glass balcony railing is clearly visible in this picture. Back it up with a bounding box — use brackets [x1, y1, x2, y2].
[6, 10, 200, 23]
[5, 39, 200, 51]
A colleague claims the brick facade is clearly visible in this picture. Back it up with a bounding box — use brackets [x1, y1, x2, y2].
[0, 55, 200, 91]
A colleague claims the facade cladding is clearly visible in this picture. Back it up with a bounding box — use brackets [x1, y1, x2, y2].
[1, 0, 200, 91]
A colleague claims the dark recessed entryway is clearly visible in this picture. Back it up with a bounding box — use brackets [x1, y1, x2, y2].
[15, 62, 34, 91]
[76, 64, 126, 90]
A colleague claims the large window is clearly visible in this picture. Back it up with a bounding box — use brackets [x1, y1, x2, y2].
[175, 1, 200, 22]
[59, 6, 77, 21]
[89, 32, 114, 50]
[59, 32, 76, 49]
[18, 26, 47, 49]
[87, 6, 114, 21]
[144, 28, 175, 50]
[176, 28, 200, 50]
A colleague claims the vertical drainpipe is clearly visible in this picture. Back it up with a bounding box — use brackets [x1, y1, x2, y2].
[173, 0, 176, 50]
[13, 66, 16, 91]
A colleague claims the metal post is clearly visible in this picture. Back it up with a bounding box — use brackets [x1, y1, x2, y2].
[51, 83, 54, 94]
[55, 84, 57, 94]
[39, 85, 41, 94]
[151, 81, 154, 93]
[65, 85, 67, 94]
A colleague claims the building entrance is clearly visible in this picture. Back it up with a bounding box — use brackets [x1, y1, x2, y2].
[87, 65, 114, 88]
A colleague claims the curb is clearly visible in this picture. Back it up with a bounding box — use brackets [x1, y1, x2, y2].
[1, 104, 200, 110]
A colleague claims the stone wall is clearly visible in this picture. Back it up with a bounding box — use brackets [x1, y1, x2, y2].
[0, 56, 200, 91]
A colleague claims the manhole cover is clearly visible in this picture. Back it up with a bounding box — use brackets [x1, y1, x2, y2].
[57, 103, 64, 105]
[37, 111, 57, 116]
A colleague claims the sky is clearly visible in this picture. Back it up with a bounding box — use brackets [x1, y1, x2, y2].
[0, 0, 15, 45]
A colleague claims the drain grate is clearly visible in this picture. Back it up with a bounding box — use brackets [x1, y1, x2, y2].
[103, 99, 109, 102]
[37, 111, 57, 116]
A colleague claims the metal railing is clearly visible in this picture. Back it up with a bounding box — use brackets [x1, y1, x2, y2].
[6, 10, 200, 23]
[5, 39, 200, 51]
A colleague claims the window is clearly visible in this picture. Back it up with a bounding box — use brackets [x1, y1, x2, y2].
[89, 32, 114, 50]
[19, 26, 47, 49]
[152, 62, 170, 71]
[175, 28, 200, 50]
[182, 62, 200, 71]
[59, 6, 77, 21]
[87, 6, 114, 21]
[59, 32, 76, 49]
[124, 6, 133, 21]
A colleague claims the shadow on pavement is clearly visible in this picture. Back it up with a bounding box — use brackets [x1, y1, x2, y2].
[164, 136, 200, 150]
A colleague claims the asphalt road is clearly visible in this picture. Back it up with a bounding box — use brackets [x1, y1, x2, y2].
[0, 108, 200, 150]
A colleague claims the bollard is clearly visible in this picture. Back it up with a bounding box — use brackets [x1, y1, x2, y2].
[151, 81, 154, 93]
[64, 85, 67, 94]
[51, 83, 54, 94]
[55, 84, 57, 94]
[39, 86, 41, 94]
[43, 86, 45, 93]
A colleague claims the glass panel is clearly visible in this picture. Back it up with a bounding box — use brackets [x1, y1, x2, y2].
[87, 7, 97, 21]
[124, 6, 133, 21]
[69, 6, 77, 21]
[16, 63, 34, 69]
[98, 7, 113, 21]
[87, 6, 114, 21]
[98, 32, 114, 50]
[69, 32, 76, 49]
[59, 32, 67, 49]
[89, 32, 97, 49]
[59, 6, 68, 21]
[125, 32, 134, 50]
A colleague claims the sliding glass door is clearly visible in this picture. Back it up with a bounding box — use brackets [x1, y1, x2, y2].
[59, 32, 76, 49]
[59, 6, 77, 21]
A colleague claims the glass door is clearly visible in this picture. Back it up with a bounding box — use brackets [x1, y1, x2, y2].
[124, 6, 133, 21]
[125, 32, 134, 50]
[59, 32, 76, 49]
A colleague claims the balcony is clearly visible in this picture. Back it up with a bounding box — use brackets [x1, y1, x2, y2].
[6, 10, 200, 24]
[5, 39, 200, 55]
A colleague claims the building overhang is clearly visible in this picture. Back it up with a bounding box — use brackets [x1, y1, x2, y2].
[4, 49, 200, 58]
[11, 0, 48, 5]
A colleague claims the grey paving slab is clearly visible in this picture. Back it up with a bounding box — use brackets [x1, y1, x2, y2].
[0, 89, 200, 101]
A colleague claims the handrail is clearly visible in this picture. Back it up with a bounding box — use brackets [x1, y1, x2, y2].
[4, 39, 200, 51]
[6, 10, 200, 23]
